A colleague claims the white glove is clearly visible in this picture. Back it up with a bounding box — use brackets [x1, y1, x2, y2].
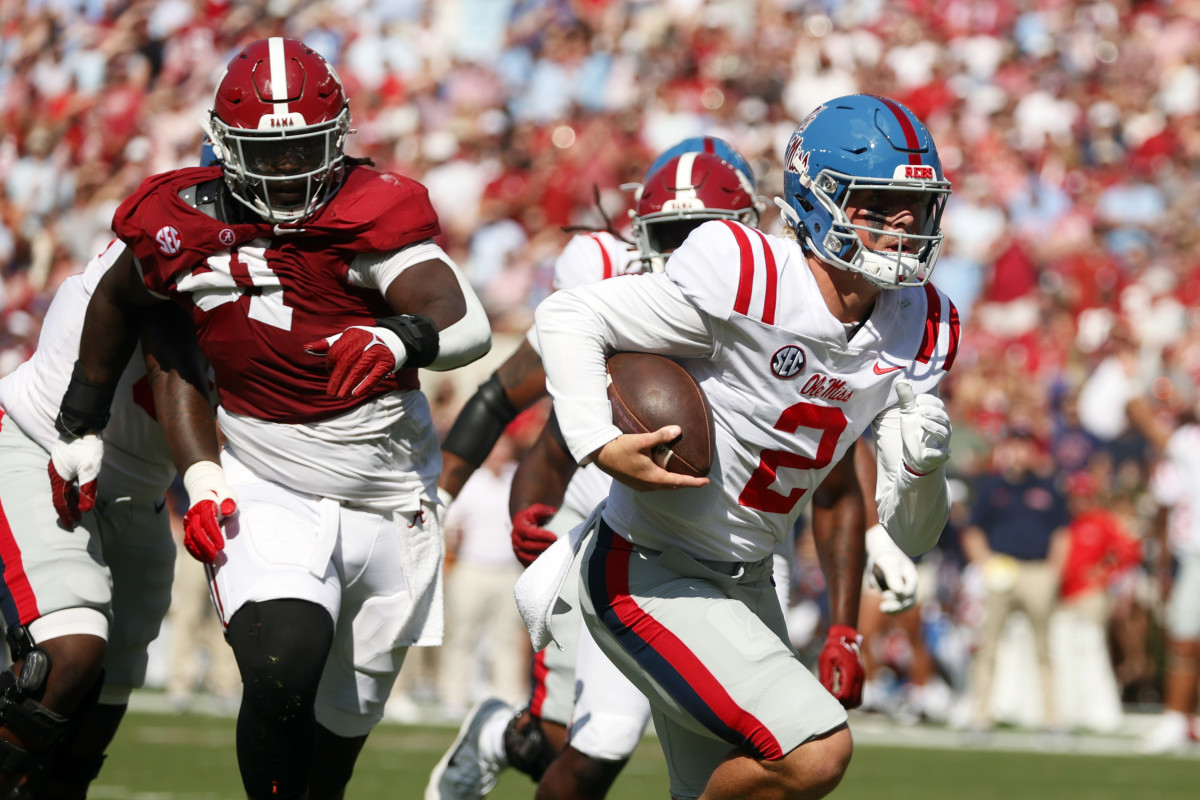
[865, 523, 919, 614]
[48, 433, 105, 529]
[895, 381, 952, 475]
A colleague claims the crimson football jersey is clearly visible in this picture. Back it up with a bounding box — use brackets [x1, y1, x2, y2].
[112, 166, 441, 423]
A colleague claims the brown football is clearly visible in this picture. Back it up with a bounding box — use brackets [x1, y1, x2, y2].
[606, 352, 714, 478]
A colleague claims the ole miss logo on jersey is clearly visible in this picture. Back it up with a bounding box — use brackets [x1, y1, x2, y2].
[771, 345, 806, 379]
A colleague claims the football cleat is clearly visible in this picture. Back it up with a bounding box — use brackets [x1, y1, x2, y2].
[426, 697, 513, 799]
[1136, 711, 1193, 755]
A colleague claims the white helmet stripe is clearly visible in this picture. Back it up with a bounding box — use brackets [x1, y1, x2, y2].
[674, 151, 699, 198]
[267, 37, 289, 114]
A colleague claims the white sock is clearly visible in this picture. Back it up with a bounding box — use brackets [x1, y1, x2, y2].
[480, 707, 513, 768]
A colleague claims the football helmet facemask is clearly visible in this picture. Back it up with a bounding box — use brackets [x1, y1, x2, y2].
[780, 94, 951, 288]
[632, 151, 759, 272]
[206, 37, 351, 224]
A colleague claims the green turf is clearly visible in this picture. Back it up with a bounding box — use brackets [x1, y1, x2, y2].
[95, 711, 1196, 799]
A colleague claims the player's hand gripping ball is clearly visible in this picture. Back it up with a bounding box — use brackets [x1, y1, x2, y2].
[606, 352, 713, 478]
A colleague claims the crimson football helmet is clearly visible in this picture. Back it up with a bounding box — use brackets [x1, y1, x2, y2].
[206, 37, 351, 223]
[632, 152, 759, 272]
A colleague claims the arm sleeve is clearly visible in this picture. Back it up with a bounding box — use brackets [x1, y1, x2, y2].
[534, 273, 714, 464]
[871, 402, 950, 556]
[351, 241, 492, 371]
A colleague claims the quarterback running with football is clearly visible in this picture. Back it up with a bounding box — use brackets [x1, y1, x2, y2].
[535, 95, 957, 799]
[47, 38, 491, 799]
[428, 138, 918, 800]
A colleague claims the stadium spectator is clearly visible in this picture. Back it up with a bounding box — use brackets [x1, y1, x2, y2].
[961, 427, 1071, 734]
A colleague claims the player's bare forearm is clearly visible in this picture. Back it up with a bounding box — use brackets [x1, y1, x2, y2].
[495, 339, 550, 411]
[141, 303, 221, 471]
[78, 247, 159, 386]
[812, 449, 866, 629]
[438, 451, 476, 499]
[509, 421, 577, 517]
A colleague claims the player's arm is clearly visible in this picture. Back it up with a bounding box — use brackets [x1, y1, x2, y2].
[855, 436, 919, 615]
[507, 413, 578, 566]
[1126, 394, 1172, 451]
[49, 245, 162, 528]
[140, 302, 236, 564]
[535, 274, 712, 491]
[305, 243, 492, 399]
[440, 338, 549, 500]
[811, 447, 867, 709]
[870, 382, 951, 556]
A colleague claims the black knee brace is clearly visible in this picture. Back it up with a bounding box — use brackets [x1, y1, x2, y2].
[0, 627, 80, 776]
[225, 600, 335, 800]
[503, 708, 558, 782]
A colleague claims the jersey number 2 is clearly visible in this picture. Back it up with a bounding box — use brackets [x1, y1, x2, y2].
[737, 402, 847, 513]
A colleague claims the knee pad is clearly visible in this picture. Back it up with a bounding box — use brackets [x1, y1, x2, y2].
[0, 626, 98, 777]
[503, 709, 557, 782]
[225, 600, 334, 800]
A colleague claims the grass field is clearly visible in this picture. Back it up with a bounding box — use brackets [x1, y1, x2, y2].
[92, 705, 1200, 800]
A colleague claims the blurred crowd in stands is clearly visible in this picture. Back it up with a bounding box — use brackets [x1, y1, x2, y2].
[5, 0, 1200, 739]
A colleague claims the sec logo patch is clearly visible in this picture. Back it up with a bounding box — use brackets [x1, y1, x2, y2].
[771, 345, 806, 379]
[155, 226, 182, 256]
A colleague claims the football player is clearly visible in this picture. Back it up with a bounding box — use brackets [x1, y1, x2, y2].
[535, 94, 956, 799]
[46, 38, 491, 799]
[0, 243, 213, 796]
[427, 138, 918, 800]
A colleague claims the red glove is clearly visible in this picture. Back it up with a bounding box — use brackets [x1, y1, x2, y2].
[304, 326, 403, 399]
[818, 625, 865, 709]
[48, 434, 104, 529]
[511, 503, 559, 567]
[181, 462, 238, 564]
[183, 496, 238, 563]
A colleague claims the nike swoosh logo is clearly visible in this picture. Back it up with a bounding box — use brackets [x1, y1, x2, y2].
[873, 363, 902, 375]
[273, 225, 306, 235]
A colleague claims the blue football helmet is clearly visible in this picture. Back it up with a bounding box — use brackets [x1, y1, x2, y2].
[780, 95, 951, 288]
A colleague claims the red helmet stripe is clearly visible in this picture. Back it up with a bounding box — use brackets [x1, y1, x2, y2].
[877, 96, 922, 166]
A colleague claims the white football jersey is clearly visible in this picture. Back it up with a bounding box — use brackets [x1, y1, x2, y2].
[552, 230, 644, 291]
[540, 231, 644, 520]
[537, 220, 959, 562]
[0, 240, 175, 503]
[1151, 424, 1200, 556]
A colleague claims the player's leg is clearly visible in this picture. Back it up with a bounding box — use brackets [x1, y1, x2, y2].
[1140, 552, 1200, 753]
[225, 598, 334, 799]
[0, 420, 113, 794]
[579, 520, 850, 800]
[209, 457, 345, 800]
[312, 498, 444, 798]
[534, 622, 651, 800]
[426, 506, 582, 800]
[17, 498, 177, 800]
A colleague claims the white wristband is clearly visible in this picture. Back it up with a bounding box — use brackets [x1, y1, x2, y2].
[182, 461, 228, 504]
